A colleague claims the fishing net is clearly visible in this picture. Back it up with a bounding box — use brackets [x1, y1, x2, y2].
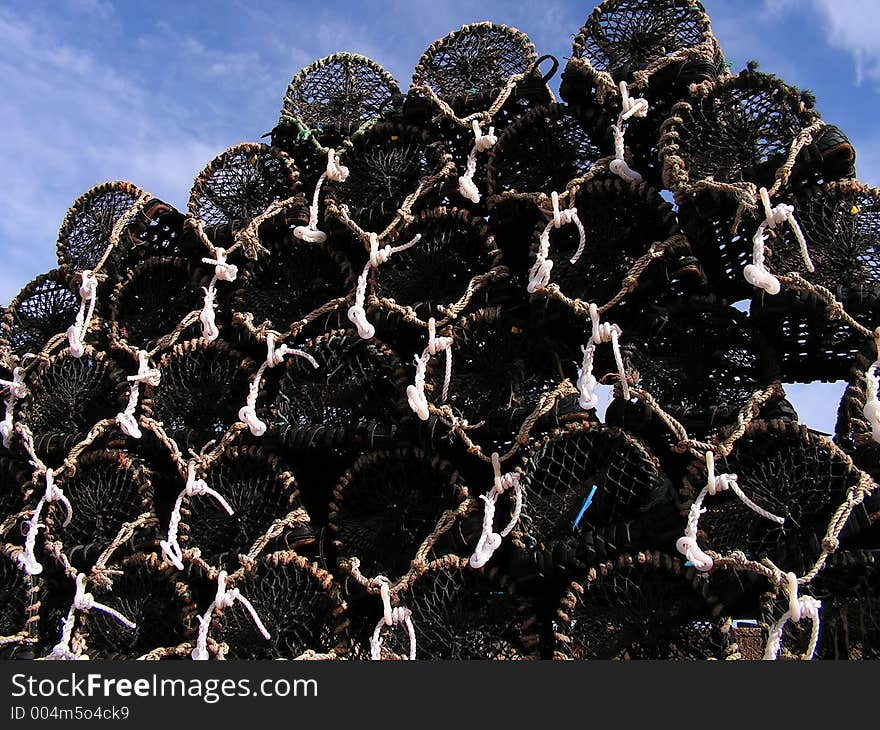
[141, 339, 254, 453]
[513, 423, 672, 573]
[554, 551, 736, 659]
[109, 257, 208, 352]
[371, 560, 540, 660]
[17, 347, 128, 457]
[680, 420, 868, 576]
[0, 270, 80, 360]
[56, 181, 145, 283]
[0, 546, 36, 645]
[77, 554, 195, 660]
[179, 446, 312, 574]
[270, 329, 407, 449]
[0, 456, 28, 542]
[329, 448, 469, 582]
[211, 552, 349, 659]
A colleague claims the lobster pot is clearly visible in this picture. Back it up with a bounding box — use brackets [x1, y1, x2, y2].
[109, 257, 209, 353]
[141, 339, 255, 454]
[177, 447, 313, 575]
[43, 450, 155, 573]
[323, 122, 450, 237]
[370, 560, 539, 660]
[0, 545, 38, 650]
[513, 423, 673, 576]
[211, 552, 349, 660]
[0, 456, 28, 543]
[421, 307, 574, 458]
[123, 198, 196, 264]
[747, 180, 880, 383]
[680, 420, 870, 576]
[608, 300, 782, 440]
[276, 53, 401, 155]
[369, 207, 505, 330]
[269, 329, 408, 450]
[836, 339, 880, 482]
[188, 143, 304, 256]
[76, 554, 195, 660]
[56, 181, 145, 285]
[1, 270, 80, 360]
[17, 346, 128, 457]
[553, 551, 736, 660]
[329, 448, 470, 583]
[231, 234, 353, 341]
[529, 179, 680, 313]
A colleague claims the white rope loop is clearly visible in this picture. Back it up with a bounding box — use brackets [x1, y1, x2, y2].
[0, 367, 27, 448]
[348, 232, 422, 340]
[239, 333, 318, 436]
[192, 570, 271, 660]
[48, 573, 137, 661]
[527, 192, 586, 292]
[406, 318, 453, 421]
[294, 148, 349, 243]
[469, 453, 522, 569]
[763, 574, 822, 660]
[201, 246, 238, 283]
[577, 303, 629, 405]
[116, 350, 161, 439]
[609, 81, 647, 184]
[370, 606, 416, 661]
[18, 468, 73, 576]
[863, 335, 880, 442]
[66, 270, 99, 358]
[199, 280, 220, 341]
[458, 119, 497, 204]
[676, 451, 786, 572]
[160, 462, 234, 571]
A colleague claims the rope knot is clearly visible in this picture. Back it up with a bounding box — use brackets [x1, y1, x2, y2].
[0, 367, 28, 400]
[201, 247, 238, 282]
[67, 270, 99, 358]
[471, 119, 497, 153]
[192, 571, 271, 661]
[325, 148, 349, 182]
[199, 285, 220, 341]
[469, 453, 522, 569]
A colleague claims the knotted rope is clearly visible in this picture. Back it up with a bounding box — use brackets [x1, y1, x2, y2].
[192, 570, 270, 660]
[469, 453, 522, 569]
[370, 606, 416, 661]
[458, 119, 497, 204]
[576, 303, 629, 410]
[66, 271, 99, 358]
[609, 81, 648, 184]
[863, 331, 880, 443]
[527, 191, 586, 293]
[0, 367, 27, 448]
[294, 148, 350, 243]
[18, 467, 73, 576]
[763, 572, 822, 660]
[406, 317, 453, 421]
[116, 350, 161, 439]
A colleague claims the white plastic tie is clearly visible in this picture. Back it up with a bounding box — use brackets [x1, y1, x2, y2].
[469, 453, 522, 569]
[160, 462, 234, 571]
[370, 606, 416, 661]
[18, 468, 72, 576]
[406, 318, 453, 421]
[192, 570, 270, 660]
[66, 270, 99, 358]
[201, 247, 238, 282]
[348, 232, 422, 339]
[116, 350, 160, 439]
[458, 120, 496, 203]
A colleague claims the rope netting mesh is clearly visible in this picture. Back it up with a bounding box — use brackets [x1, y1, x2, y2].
[1, 2, 879, 663]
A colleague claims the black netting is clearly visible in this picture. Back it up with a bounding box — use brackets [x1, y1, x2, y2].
[56, 182, 144, 281]
[80, 555, 193, 659]
[142, 340, 253, 453]
[1, 271, 78, 359]
[181, 447, 310, 573]
[19, 348, 127, 456]
[125, 199, 191, 263]
[555, 553, 733, 659]
[0, 456, 28, 537]
[271, 330, 406, 449]
[0, 549, 30, 639]
[214, 552, 347, 659]
[330, 449, 467, 581]
[376, 564, 538, 659]
[110, 258, 206, 351]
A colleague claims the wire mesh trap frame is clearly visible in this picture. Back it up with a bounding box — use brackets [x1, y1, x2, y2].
[680, 420, 869, 577]
[74, 553, 195, 660]
[140, 338, 256, 455]
[329, 448, 471, 584]
[123, 197, 195, 264]
[15, 345, 129, 459]
[176, 446, 313, 577]
[527, 180, 681, 314]
[279, 52, 402, 145]
[366, 557, 540, 660]
[561, 0, 724, 103]
[208, 551, 349, 660]
[0, 455, 29, 543]
[268, 328, 409, 450]
[55, 181, 147, 285]
[187, 142, 304, 261]
[837, 338, 880, 484]
[366, 206, 507, 329]
[0, 544, 39, 650]
[108, 257, 210, 354]
[512, 422, 672, 573]
[230, 233, 354, 343]
[41, 449, 156, 575]
[417, 306, 578, 464]
[0, 270, 82, 364]
[553, 551, 737, 660]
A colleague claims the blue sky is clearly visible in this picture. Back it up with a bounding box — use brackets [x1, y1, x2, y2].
[1, 0, 878, 430]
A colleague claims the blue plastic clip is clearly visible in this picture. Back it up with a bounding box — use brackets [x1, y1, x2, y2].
[572, 485, 598, 529]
